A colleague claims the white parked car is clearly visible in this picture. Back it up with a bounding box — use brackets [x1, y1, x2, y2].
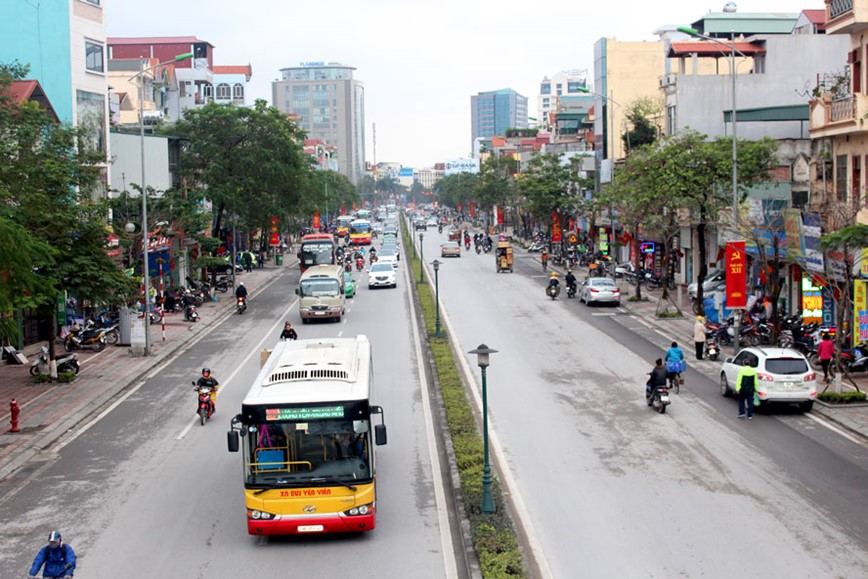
[368, 262, 397, 289]
[688, 270, 725, 300]
[719, 347, 817, 412]
[580, 277, 621, 306]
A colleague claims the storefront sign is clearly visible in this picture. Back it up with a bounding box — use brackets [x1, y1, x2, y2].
[800, 276, 822, 324]
[803, 214, 824, 273]
[854, 280, 868, 346]
[599, 227, 608, 254]
[725, 241, 747, 309]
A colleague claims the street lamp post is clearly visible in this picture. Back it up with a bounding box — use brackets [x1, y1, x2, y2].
[432, 260, 441, 337]
[419, 232, 425, 284]
[469, 344, 498, 514]
[677, 25, 742, 350]
[132, 51, 193, 356]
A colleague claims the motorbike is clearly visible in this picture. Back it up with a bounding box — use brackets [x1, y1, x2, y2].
[184, 303, 200, 322]
[193, 382, 214, 426]
[666, 359, 686, 395]
[566, 282, 577, 299]
[475, 244, 481, 255]
[344, 261, 353, 273]
[30, 345, 80, 376]
[63, 324, 108, 352]
[438, 224, 443, 234]
[528, 241, 545, 253]
[236, 296, 247, 315]
[647, 383, 671, 414]
[464, 238, 471, 251]
[355, 257, 365, 271]
[704, 336, 720, 361]
[546, 284, 561, 301]
[482, 240, 492, 253]
[215, 276, 234, 293]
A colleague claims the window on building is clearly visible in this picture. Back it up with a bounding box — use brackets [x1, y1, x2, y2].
[540, 83, 551, 95]
[203, 84, 213, 98]
[85, 40, 104, 73]
[233, 83, 244, 100]
[216, 83, 231, 99]
[836, 155, 848, 202]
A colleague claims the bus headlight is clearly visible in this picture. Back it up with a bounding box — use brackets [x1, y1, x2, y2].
[344, 503, 373, 516]
[248, 509, 274, 520]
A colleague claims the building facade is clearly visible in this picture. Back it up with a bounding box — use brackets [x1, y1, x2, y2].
[470, 88, 528, 147]
[272, 62, 366, 184]
[537, 70, 588, 132]
[1, 0, 110, 196]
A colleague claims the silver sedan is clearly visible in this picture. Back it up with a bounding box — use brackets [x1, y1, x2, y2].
[580, 277, 621, 306]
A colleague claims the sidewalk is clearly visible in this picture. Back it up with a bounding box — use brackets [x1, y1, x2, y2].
[542, 255, 868, 443]
[0, 261, 289, 482]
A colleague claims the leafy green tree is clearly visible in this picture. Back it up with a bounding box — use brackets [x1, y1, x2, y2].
[0, 62, 136, 363]
[168, 100, 308, 252]
[518, 153, 586, 246]
[475, 156, 518, 225]
[434, 172, 478, 210]
[622, 96, 661, 151]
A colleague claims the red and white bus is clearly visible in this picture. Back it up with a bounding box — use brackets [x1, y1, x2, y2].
[298, 233, 336, 272]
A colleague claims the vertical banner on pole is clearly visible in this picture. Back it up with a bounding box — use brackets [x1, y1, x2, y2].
[725, 241, 747, 309]
[854, 280, 868, 347]
[159, 260, 166, 342]
[312, 211, 321, 230]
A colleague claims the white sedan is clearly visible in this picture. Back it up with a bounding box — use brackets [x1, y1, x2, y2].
[368, 262, 397, 289]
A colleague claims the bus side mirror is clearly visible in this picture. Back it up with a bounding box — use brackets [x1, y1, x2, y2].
[374, 424, 387, 446]
[227, 430, 239, 452]
[294, 288, 300, 295]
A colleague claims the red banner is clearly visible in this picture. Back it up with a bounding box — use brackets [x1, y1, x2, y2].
[313, 211, 321, 230]
[551, 212, 563, 243]
[497, 206, 504, 225]
[725, 241, 747, 308]
[469, 201, 475, 217]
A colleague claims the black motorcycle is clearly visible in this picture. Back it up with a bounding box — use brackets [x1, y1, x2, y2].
[566, 282, 577, 299]
[30, 345, 80, 376]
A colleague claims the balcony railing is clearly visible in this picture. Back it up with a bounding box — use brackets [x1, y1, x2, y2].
[830, 0, 854, 20]
[831, 96, 856, 122]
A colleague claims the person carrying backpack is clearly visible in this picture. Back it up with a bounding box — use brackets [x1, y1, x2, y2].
[29, 530, 75, 578]
[735, 359, 758, 420]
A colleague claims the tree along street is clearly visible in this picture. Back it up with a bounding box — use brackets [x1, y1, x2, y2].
[0, 264, 456, 577]
[419, 230, 868, 578]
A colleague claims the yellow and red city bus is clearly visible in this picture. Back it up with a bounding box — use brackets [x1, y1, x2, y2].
[227, 335, 387, 535]
[336, 215, 354, 239]
[349, 219, 372, 245]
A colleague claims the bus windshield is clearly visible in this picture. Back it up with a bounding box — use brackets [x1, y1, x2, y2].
[350, 222, 371, 234]
[299, 278, 340, 297]
[243, 413, 373, 487]
[300, 242, 334, 267]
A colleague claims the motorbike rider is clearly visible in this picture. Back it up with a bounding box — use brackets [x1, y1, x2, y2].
[664, 341, 686, 385]
[181, 290, 197, 320]
[235, 281, 248, 299]
[541, 250, 549, 271]
[280, 321, 298, 341]
[565, 270, 577, 294]
[29, 530, 75, 578]
[646, 358, 668, 404]
[196, 368, 219, 415]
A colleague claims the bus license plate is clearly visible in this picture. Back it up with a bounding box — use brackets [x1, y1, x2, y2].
[298, 525, 324, 533]
[315, 311, 325, 315]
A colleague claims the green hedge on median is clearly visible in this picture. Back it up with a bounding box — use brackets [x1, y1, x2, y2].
[403, 223, 525, 578]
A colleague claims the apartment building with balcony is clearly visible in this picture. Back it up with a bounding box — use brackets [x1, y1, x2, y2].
[810, 0, 868, 224]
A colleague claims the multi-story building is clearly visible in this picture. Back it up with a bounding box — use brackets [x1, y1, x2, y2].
[0, 0, 110, 196]
[470, 88, 528, 147]
[415, 168, 443, 191]
[107, 36, 216, 122]
[810, 0, 868, 226]
[272, 62, 366, 184]
[213, 65, 252, 106]
[537, 70, 588, 132]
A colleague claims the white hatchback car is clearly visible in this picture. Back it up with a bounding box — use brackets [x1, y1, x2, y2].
[368, 262, 397, 289]
[719, 347, 817, 412]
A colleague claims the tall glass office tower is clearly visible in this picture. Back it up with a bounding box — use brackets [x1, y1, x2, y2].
[470, 88, 528, 146]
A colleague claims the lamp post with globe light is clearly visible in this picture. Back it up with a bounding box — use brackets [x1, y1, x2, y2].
[431, 259, 441, 337]
[469, 343, 498, 514]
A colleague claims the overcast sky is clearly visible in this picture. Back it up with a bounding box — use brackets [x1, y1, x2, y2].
[107, 1, 819, 169]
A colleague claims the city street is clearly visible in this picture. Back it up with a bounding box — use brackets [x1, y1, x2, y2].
[0, 260, 457, 578]
[418, 228, 868, 578]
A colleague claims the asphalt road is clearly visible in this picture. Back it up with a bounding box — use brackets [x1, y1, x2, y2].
[421, 230, 868, 578]
[0, 257, 457, 578]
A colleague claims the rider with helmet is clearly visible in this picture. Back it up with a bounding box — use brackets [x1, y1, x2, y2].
[565, 270, 577, 294]
[196, 368, 219, 414]
[279, 321, 298, 341]
[234, 281, 248, 299]
[548, 271, 560, 288]
[29, 530, 76, 578]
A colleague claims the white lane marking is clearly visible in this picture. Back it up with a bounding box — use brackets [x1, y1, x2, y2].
[412, 243, 459, 579]
[175, 298, 298, 440]
[803, 412, 868, 448]
[591, 312, 617, 316]
[338, 330, 344, 337]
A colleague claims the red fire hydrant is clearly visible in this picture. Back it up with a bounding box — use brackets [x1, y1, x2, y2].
[9, 399, 20, 433]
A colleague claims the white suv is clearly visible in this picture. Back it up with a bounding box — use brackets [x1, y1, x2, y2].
[719, 347, 817, 412]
